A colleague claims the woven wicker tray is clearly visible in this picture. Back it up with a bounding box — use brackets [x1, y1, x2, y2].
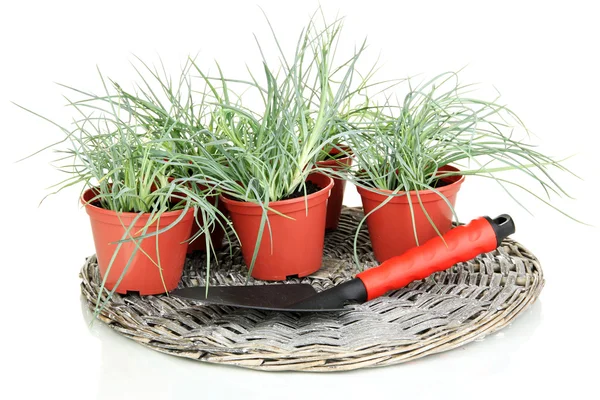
[80, 207, 544, 372]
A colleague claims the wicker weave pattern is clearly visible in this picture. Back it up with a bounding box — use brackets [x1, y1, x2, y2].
[80, 207, 544, 371]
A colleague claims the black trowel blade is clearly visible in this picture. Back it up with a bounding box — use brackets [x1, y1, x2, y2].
[170, 284, 346, 312]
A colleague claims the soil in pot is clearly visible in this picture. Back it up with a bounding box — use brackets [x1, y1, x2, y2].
[316, 146, 353, 230]
[82, 188, 194, 295]
[280, 181, 322, 200]
[357, 165, 465, 263]
[221, 173, 334, 281]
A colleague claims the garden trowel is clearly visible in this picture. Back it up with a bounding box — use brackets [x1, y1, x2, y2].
[171, 215, 515, 312]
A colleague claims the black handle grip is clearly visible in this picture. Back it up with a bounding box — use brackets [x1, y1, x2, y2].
[484, 214, 516, 246]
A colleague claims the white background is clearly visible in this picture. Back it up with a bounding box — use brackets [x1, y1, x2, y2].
[1, 1, 599, 399]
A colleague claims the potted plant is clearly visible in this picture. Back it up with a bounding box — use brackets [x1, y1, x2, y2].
[313, 59, 397, 230]
[173, 16, 368, 280]
[80, 148, 195, 297]
[342, 71, 575, 263]
[316, 143, 353, 230]
[16, 71, 222, 313]
[89, 58, 231, 254]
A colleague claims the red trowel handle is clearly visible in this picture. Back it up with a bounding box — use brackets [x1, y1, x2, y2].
[356, 215, 515, 300]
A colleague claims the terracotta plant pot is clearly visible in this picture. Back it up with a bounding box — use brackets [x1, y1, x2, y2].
[356, 165, 465, 263]
[82, 188, 194, 295]
[316, 146, 353, 230]
[221, 173, 334, 281]
[186, 188, 229, 254]
[165, 177, 228, 254]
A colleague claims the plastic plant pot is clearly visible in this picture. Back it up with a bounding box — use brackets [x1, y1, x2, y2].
[82, 188, 194, 295]
[221, 173, 334, 281]
[186, 189, 229, 254]
[316, 146, 353, 230]
[356, 165, 465, 263]
[165, 177, 228, 254]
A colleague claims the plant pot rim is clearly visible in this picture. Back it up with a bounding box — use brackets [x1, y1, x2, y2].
[81, 187, 195, 220]
[356, 165, 465, 203]
[327, 143, 351, 154]
[317, 145, 353, 167]
[220, 173, 334, 211]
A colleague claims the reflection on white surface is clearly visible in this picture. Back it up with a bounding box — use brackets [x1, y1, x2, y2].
[81, 294, 543, 400]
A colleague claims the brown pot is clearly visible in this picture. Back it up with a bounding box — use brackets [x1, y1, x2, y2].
[165, 177, 228, 254]
[82, 188, 194, 295]
[221, 173, 334, 281]
[356, 165, 465, 262]
[316, 146, 353, 230]
[186, 189, 228, 254]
